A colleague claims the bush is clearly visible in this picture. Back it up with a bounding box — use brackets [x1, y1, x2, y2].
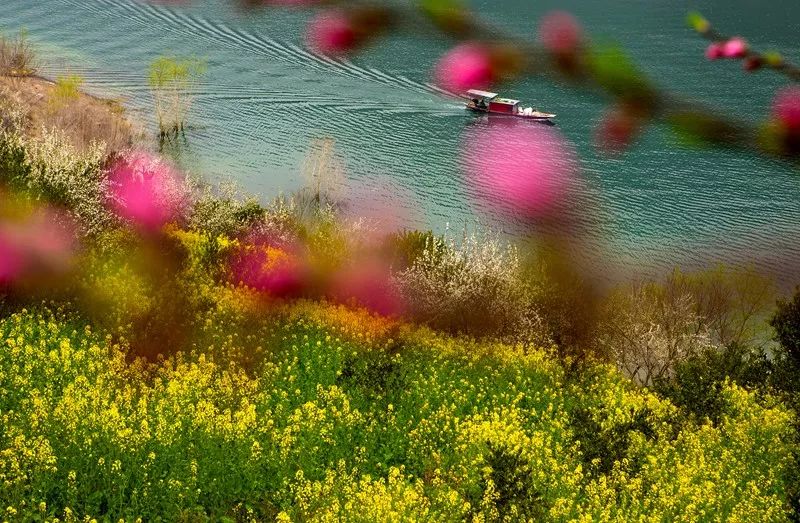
[0, 29, 37, 77]
[653, 342, 773, 425]
[596, 279, 712, 386]
[383, 230, 441, 271]
[0, 85, 26, 133]
[596, 267, 777, 386]
[49, 75, 84, 109]
[569, 405, 658, 477]
[0, 124, 28, 183]
[188, 184, 267, 239]
[15, 127, 110, 235]
[772, 286, 800, 372]
[675, 266, 776, 348]
[295, 137, 345, 221]
[519, 248, 604, 362]
[393, 230, 532, 338]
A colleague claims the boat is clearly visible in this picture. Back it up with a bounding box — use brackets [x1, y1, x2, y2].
[463, 89, 556, 121]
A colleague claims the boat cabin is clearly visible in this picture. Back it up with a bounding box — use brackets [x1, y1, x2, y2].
[463, 88, 555, 121]
[488, 98, 520, 114]
[465, 89, 520, 114]
[465, 89, 496, 109]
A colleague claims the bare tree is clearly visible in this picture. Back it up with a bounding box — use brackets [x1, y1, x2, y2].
[597, 280, 712, 386]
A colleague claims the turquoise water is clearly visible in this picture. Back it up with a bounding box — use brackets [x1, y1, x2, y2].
[1, 0, 799, 284]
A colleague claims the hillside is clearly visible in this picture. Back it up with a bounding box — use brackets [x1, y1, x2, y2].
[0, 302, 794, 521]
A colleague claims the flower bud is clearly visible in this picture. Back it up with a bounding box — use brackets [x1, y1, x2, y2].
[538, 11, 583, 55]
[722, 37, 748, 59]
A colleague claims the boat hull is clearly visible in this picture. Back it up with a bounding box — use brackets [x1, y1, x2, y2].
[465, 105, 555, 121]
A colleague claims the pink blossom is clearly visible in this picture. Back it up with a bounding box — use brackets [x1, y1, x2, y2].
[434, 43, 493, 93]
[0, 208, 76, 284]
[230, 242, 307, 298]
[108, 152, 189, 232]
[463, 123, 577, 220]
[306, 11, 357, 55]
[330, 258, 404, 317]
[722, 37, 748, 58]
[538, 11, 582, 55]
[773, 86, 800, 131]
[705, 42, 724, 60]
[0, 239, 24, 283]
[594, 108, 640, 155]
[743, 56, 762, 71]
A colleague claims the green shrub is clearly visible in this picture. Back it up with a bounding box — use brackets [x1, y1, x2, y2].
[653, 343, 773, 425]
[49, 74, 84, 110]
[480, 443, 547, 521]
[148, 55, 205, 135]
[0, 126, 27, 184]
[772, 286, 800, 372]
[0, 86, 26, 133]
[383, 230, 442, 271]
[569, 405, 659, 477]
[189, 184, 266, 238]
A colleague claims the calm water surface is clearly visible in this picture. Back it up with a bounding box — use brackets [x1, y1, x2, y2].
[2, 0, 799, 284]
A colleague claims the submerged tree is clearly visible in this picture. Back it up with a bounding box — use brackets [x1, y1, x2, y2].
[148, 55, 206, 139]
[296, 137, 346, 220]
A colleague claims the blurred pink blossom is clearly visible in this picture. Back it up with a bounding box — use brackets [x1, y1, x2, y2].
[722, 37, 748, 58]
[463, 123, 577, 220]
[742, 56, 762, 71]
[306, 10, 356, 55]
[108, 152, 190, 232]
[705, 42, 724, 60]
[538, 11, 582, 55]
[330, 258, 404, 317]
[594, 108, 640, 155]
[0, 208, 77, 284]
[0, 240, 24, 283]
[773, 86, 800, 131]
[230, 240, 307, 298]
[434, 43, 493, 93]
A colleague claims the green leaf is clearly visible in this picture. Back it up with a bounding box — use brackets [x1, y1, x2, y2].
[419, 0, 465, 17]
[686, 11, 710, 33]
[418, 0, 471, 33]
[756, 120, 785, 156]
[587, 42, 653, 106]
[763, 51, 784, 67]
[668, 110, 741, 149]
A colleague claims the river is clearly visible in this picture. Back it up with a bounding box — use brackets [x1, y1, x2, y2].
[1, 0, 799, 285]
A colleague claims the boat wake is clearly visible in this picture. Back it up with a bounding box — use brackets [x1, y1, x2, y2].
[55, 0, 453, 99]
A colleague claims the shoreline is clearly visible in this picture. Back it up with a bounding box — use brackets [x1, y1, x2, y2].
[0, 72, 145, 152]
